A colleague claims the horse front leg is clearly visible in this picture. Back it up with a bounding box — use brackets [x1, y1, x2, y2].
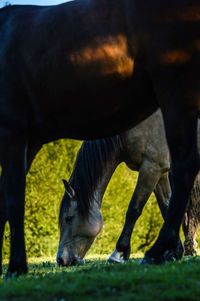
[1, 136, 27, 276]
[143, 109, 199, 264]
[153, 173, 171, 219]
[154, 173, 184, 258]
[108, 160, 162, 263]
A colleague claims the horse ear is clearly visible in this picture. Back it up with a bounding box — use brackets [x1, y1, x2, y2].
[62, 179, 75, 198]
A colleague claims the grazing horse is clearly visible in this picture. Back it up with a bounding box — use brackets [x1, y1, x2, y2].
[0, 0, 199, 275]
[57, 110, 200, 266]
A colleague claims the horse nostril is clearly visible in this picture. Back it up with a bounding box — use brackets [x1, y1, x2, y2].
[57, 257, 64, 266]
[71, 258, 78, 266]
[71, 256, 85, 266]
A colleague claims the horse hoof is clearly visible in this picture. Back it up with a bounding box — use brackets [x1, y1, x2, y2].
[141, 247, 183, 265]
[184, 250, 197, 256]
[7, 262, 28, 277]
[108, 250, 125, 264]
[140, 255, 156, 265]
[163, 249, 178, 262]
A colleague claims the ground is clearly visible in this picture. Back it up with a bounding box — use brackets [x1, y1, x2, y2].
[1, 254, 200, 301]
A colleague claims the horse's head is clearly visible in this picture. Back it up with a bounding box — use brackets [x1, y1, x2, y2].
[57, 180, 103, 266]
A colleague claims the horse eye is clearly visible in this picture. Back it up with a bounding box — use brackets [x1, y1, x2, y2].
[65, 216, 73, 223]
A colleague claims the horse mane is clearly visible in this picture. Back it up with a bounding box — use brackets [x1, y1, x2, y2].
[69, 135, 123, 219]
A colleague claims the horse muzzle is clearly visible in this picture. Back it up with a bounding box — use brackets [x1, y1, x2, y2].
[57, 254, 85, 267]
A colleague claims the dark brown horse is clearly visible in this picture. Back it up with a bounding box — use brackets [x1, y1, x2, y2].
[0, 0, 199, 275]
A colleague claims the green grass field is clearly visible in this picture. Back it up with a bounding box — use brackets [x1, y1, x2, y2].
[1, 255, 200, 301]
[1, 141, 200, 300]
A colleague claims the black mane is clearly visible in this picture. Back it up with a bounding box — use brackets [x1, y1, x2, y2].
[69, 135, 123, 218]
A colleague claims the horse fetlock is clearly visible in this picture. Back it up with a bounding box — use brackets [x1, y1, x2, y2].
[141, 249, 177, 265]
[163, 248, 182, 262]
[142, 248, 164, 264]
[108, 249, 126, 264]
[7, 259, 28, 277]
[116, 240, 130, 256]
[142, 232, 184, 264]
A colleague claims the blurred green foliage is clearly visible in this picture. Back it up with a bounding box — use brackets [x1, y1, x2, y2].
[3, 139, 197, 260]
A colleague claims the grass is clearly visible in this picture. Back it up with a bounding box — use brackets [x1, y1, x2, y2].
[1, 255, 200, 301]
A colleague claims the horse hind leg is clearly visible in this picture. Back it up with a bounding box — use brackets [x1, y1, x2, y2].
[108, 160, 162, 263]
[0, 177, 6, 275]
[182, 210, 198, 256]
[154, 173, 184, 258]
[182, 172, 200, 256]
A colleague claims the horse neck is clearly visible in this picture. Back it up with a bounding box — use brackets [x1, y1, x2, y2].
[94, 151, 122, 210]
[70, 137, 123, 213]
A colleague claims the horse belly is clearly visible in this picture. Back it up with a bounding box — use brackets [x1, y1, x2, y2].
[31, 79, 132, 141]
